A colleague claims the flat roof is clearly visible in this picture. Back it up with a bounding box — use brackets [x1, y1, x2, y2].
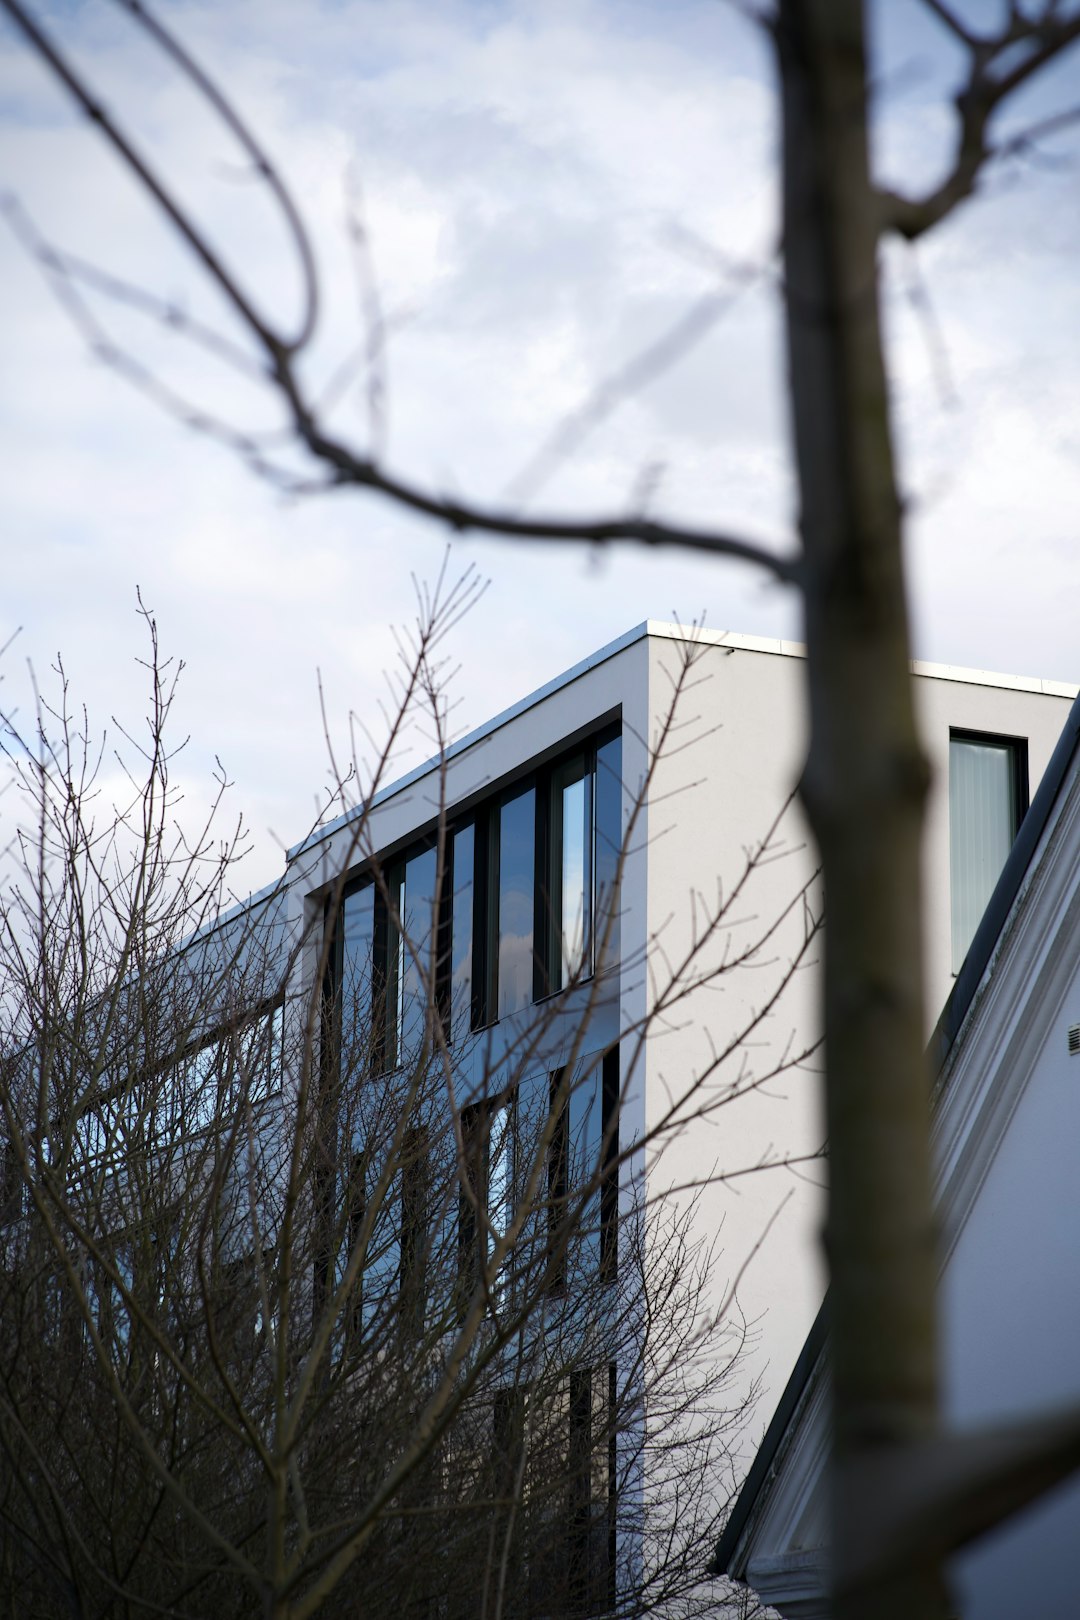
[288, 621, 1077, 862]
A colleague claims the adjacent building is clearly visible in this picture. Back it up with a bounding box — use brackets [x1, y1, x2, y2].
[712, 689, 1080, 1620]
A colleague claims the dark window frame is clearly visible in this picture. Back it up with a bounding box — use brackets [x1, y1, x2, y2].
[548, 1045, 619, 1293]
[949, 728, 1029, 822]
[948, 728, 1030, 975]
[500, 1361, 618, 1618]
[457, 1092, 514, 1312]
[331, 834, 452, 1076]
[328, 720, 622, 1045]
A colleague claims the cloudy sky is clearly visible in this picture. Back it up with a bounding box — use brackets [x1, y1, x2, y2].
[2, 0, 1078, 896]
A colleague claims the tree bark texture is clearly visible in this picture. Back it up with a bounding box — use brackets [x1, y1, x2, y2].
[777, 4, 944, 1613]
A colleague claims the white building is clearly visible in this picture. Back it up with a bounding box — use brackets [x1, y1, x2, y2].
[276, 621, 1073, 1471]
[712, 688, 1080, 1619]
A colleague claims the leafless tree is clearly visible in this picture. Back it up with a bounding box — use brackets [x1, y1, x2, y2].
[0, 587, 820, 1618]
[4, 3, 1079, 1614]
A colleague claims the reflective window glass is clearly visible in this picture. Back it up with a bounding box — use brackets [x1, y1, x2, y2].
[451, 825, 474, 1039]
[593, 735, 622, 974]
[498, 788, 535, 1020]
[552, 760, 592, 990]
[341, 884, 376, 1066]
[395, 846, 438, 1065]
[950, 734, 1025, 973]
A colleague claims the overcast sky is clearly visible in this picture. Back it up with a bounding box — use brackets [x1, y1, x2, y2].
[2, 0, 1078, 896]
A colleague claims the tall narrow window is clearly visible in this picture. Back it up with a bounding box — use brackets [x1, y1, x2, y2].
[567, 1365, 617, 1616]
[400, 1126, 428, 1331]
[218, 1251, 266, 1366]
[548, 1069, 570, 1293]
[548, 1049, 618, 1288]
[89, 1243, 135, 1363]
[550, 756, 593, 991]
[497, 787, 536, 1020]
[339, 1139, 427, 1348]
[522, 1365, 617, 1617]
[341, 1152, 366, 1350]
[493, 1384, 527, 1594]
[599, 1046, 619, 1280]
[361, 1163, 403, 1336]
[950, 732, 1027, 973]
[393, 845, 439, 1067]
[593, 733, 622, 976]
[340, 883, 377, 1071]
[570, 1059, 601, 1275]
[451, 824, 474, 1040]
[458, 1096, 513, 1306]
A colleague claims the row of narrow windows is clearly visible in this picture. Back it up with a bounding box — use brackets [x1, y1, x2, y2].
[328, 727, 621, 1070]
[339, 1047, 620, 1336]
[47, 1047, 620, 1371]
[0, 1003, 286, 1223]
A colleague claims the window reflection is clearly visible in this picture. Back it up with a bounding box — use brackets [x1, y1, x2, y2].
[497, 787, 535, 1020]
[593, 734, 621, 974]
[341, 884, 376, 1064]
[949, 733, 1026, 973]
[552, 758, 592, 990]
[333, 726, 620, 1050]
[458, 1095, 514, 1305]
[451, 825, 474, 1040]
[394, 846, 438, 1065]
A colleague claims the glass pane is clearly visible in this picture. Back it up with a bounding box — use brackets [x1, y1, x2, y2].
[950, 737, 1020, 973]
[113, 1245, 134, 1356]
[341, 885, 376, 1070]
[487, 1100, 513, 1256]
[400, 1128, 428, 1305]
[569, 1066, 601, 1273]
[559, 771, 590, 989]
[397, 846, 438, 1064]
[362, 1165, 402, 1333]
[498, 787, 535, 1019]
[593, 735, 622, 974]
[451, 825, 474, 1040]
[257, 1003, 285, 1101]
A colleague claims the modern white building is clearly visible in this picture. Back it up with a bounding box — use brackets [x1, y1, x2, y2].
[712, 689, 1080, 1620]
[273, 619, 1073, 1482]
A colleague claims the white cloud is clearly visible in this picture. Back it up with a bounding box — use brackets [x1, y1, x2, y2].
[2, 0, 1078, 896]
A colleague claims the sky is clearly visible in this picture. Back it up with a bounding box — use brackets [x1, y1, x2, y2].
[2, 0, 1079, 898]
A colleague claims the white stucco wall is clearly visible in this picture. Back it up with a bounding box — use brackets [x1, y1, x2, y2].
[640, 633, 825, 1477]
[638, 627, 1075, 1470]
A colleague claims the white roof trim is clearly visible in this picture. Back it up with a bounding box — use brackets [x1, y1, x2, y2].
[284, 620, 1075, 861]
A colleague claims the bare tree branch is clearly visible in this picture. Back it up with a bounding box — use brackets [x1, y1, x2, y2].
[0, 0, 800, 584]
[881, 3, 1080, 238]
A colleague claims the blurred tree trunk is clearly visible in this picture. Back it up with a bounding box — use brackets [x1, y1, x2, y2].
[777, 4, 944, 1614]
